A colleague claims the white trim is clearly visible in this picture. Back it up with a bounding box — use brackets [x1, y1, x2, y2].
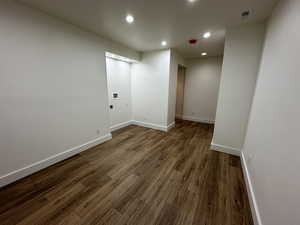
[182, 115, 215, 124]
[241, 152, 262, 225]
[111, 120, 175, 133]
[132, 120, 168, 132]
[210, 144, 261, 224]
[105, 52, 139, 64]
[210, 142, 241, 156]
[110, 121, 133, 132]
[0, 134, 112, 188]
[167, 122, 175, 131]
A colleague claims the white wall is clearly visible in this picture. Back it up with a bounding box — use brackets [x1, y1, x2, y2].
[183, 57, 223, 124]
[106, 57, 132, 130]
[0, 1, 139, 187]
[242, 1, 300, 225]
[167, 50, 186, 126]
[131, 50, 171, 130]
[212, 23, 265, 154]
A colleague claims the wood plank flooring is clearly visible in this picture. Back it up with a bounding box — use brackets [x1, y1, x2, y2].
[0, 120, 253, 225]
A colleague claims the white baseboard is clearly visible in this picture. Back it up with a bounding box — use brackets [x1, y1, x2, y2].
[110, 121, 133, 132]
[210, 142, 241, 156]
[132, 120, 168, 132]
[167, 122, 175, 131]
[241, 152, 262, 225]
[111, 120, 175, 133]
[182, 115, 215, 124]
[210, 145, 261, 224]
[0, 134, 112, 188]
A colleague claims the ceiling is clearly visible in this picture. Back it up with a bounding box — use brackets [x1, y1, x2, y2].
[19, 0, 278, 58]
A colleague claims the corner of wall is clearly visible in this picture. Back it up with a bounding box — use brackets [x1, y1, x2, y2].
[240, 151, 263, 225]
[210, 142, 241, 156]
[0, 134, 112, 188]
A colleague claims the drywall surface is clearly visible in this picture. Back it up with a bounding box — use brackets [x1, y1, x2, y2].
[167, 50, 186, 126]
[183, 57, 223, 123]
[131, 50, 171, 128]
[243, 1, 300, 225]
[106, 57, 132, 128]
[0, 1, 139, 184]
[212, 23, 265, 151]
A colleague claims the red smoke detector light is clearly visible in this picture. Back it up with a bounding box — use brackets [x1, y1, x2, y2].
[189, 39, 198, 44]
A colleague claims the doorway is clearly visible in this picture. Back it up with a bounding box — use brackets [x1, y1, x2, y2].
[105, 54, 132, 131]
[175, 65, 186, 119]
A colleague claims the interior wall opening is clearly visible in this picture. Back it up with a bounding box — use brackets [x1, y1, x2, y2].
[105, 52, 137, 131]
[175, 65, 186, 119]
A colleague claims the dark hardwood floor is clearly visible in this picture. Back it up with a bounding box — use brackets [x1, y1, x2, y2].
[0, 120, 253, 225]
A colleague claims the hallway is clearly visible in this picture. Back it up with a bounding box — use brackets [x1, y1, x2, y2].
[0, 121, 253, 225]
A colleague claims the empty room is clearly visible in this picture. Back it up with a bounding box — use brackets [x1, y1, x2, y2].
[0, 0, 299, 225]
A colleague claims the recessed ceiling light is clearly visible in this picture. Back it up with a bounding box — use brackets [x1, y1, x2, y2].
[161, 41, 167, 46]
[126, 14, 134, 24]
[188, 0, 196, 3]
[203, 32, 211, 39]
[201, 52, 207, 56]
